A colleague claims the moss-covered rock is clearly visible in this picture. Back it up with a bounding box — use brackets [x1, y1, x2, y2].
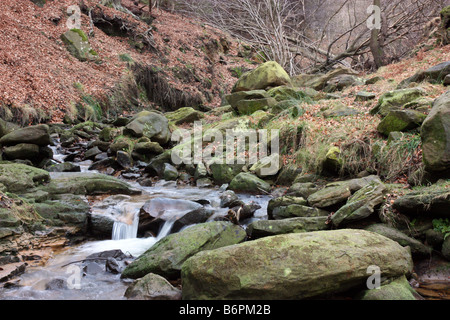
[365, 223, 432, 258]
[124, 273, 182, 300]
[421, 90, 450, 173]
[42, 172, 141, 196]
[0, 124, 50, 147]
[370, 88, 426, 116]
[267, 196, 307, 218]
[330, 181, 387, 227]
[121, 221, 247, 280]
[124, 111, 170, 145]
[180, 229, 413, 300]
[357, 276, 418, 300]
[3, 143, 40, 161]
[165, 107, 204, 125]
[392, 183, 450, 217]
[228, 172, 271, 194]
[60, 29, 98, 62]
[235, 97, 277, 115]
[232, 61, 291, 93]
[247, 216, 329, 238]
[0, 163, 50, 193]
[209, 162, 245, 184]
[377, 110, 426, 136]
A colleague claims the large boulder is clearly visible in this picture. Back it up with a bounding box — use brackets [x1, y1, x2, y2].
[43, 172, 141, 196]
[181, 229, 413, 300]
[0, 124, 50, 147]
[60, 29, 98, 62]
[121, 221, 247, 280]
[365, 224, 432, 258]
[0, 163, 50, 193]
[232, 61, 291, 93]
[421, 90, 450, 173]
[228, 172, 271, 194]
[330, 180, 387, 227]
[3, 143, 40, 161]
[247, 216, 329, 239]
[165, 107, 204, 125]
[398, 61, 450, 88]
[124, 111, 170, 145]
[124, 273, 182, 300]
[377, 110, 427, 136]
[370, 88, 426, 116]
[392, 183, 450, 217]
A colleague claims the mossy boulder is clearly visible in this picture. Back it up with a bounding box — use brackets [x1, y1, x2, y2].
[124, 273, 182, 300]
[398, 61, 450, 88]
[365, 223, 432, 258]
[272, 205, 330, 220]
[0, 163, 50, 193]
[247, 216, 329, 239]
[181, 229, 413, 300]
[228, 172, 271, 194]
[42, 172, 141, 196]
[249, 153, 280, 178]
[165, 107, 204, 125]
[209, 162, 245, 184]
[377, 110, 426, 136]
[266, 86, 306, 102]
[267, 196, 307, 218]
[3, 143, 40, 161]
[370, 88, 426, 116]
[392, 184, 450, 217]
[322, 146, 343, 175]
[235, 98, 277, 115]
[232, 61, 291, 93]
[0, 124, 50, 147]
[330, 180, 387, 227]
[124, 111, 170, 145]
[121, 221, 247, 280]
[357, 276, 418, 300]
[60, 29, 98, 62]
[421, 90, 450, 173]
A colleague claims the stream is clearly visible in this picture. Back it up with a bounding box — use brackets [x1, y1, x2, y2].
[0, 178, 270, 300]
[0, 142, 271, 300]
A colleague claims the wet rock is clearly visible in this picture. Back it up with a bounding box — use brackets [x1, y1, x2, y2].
[45, 278, 68, 290]
[84, 146, 103, 160]
[229, 172, 271, 194]
[116, 151, 132, 169]
[267, 196, 307, 218]
[171, 207, 215, 233]
[105, 257, 122, 274]
[219, 190, 243, 208]
[163, 163, 178, 181]
[209, 162, 245, 184]
[272, 205, 329, 220]
[42, 172, 141, 196]
[124, 273, 181, 300]
[46, 162, 81, 173]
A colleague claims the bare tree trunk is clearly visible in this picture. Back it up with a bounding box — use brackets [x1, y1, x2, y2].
[369, 0, 386, 69]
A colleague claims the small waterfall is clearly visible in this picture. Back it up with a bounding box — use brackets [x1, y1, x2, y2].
[112, 207, 139, 240]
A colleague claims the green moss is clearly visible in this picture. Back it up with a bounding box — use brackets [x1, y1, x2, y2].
[70, 28, 89, 42]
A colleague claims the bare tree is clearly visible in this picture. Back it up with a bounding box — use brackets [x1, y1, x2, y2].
[168, 0, 448, 74]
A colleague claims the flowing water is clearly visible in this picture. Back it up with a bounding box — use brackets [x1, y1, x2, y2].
[0, 155, 271, 300]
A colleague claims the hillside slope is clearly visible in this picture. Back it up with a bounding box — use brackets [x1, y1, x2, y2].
[0, 0, 255, 124]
